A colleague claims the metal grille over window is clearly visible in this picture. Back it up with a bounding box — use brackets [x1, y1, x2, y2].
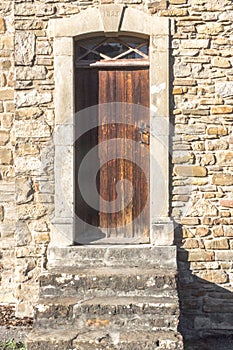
[75, 36, 149, 67]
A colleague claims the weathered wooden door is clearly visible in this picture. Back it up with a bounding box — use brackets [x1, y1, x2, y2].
[75, 37, 150, 244]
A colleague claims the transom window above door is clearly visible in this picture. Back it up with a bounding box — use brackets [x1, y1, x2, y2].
[75, 36, 149, 67]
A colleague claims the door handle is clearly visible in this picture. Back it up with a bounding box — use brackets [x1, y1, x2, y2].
[139, 128, 150, 145]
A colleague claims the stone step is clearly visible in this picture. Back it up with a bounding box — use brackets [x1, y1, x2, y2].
[47, 245, 177, 269]
[25, 328, 78, 350]
[26, 328, 183, 350]
[35, 296, 179, 330]
[39, 267, 177, 299]
[73, 329, 184, 350]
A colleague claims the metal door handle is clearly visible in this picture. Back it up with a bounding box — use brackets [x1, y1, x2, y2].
[139, 129, 150, 145]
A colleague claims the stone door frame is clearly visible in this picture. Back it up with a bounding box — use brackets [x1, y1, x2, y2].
[49, 6, 173, 246]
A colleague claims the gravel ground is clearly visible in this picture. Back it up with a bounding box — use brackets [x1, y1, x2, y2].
[0, 305, 33, 342]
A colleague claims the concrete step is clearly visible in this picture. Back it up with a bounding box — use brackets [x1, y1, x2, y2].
[47, 245, 177, 269]
[26, 328, 183, 350]
[35, 296, 179, 330]
[39, 267, 177, 299]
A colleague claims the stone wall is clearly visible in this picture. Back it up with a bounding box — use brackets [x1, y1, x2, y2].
[0, 0, 16, 306]
[0, 0, 233, 340]
[169, 0, 233, 339]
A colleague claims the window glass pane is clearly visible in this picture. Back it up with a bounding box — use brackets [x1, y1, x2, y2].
[76, 36, 149, 62]
[97, 43, 128, 58]
[123, 51, 144, 59]
[138, 44, 149, 55]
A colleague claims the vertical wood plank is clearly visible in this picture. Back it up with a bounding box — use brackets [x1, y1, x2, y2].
[75, 66, 150, 243]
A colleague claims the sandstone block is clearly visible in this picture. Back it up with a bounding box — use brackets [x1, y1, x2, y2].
[215, 250, 233, 261]
[197, 23, 223, 35]
[180, 217, 199, 225]
[15, 31, 36, 66]
[16, 66, 47, 80]
[174, 63, 191, 78]
[212, 57, 231, 68]
[0, 148, 12, 165]
[15, 120, 51, 138]
[17, 204, 47, 220]
[191, 178, 208, 185]
[1, 114, 13, 129]
[211, 106, 233, 114]
[216, 151, 233, 166]
[192, 142, 205, 151]
[223, 226, 233, 237]
[15, 3, 35, 16]
[0, 223, 15, 238]
[206, 139, 228, 151]
[200, 98, 223, 105]
[37, 40, 52, 55]
[205, 238, 229, 250]
[15, 90, 52, 108]
[0, 130, 9, 146]
[5, 101, 15, 113]
[169, 0, 187, 3]
[15, 221, 32, 247]
[183, 109, 210, 116]
[215, 81, 233, 97]
[213, 226, 224, 237]
[2, 36, 14, 50]
[174, 78, 196, 86]
[187, 199, 218, 217]
[220, 199, 233, 208]
[16, 177, 34, 205]
[36, 4, 56, 16]
[172, 152, 190, 164]
[201, 154, 215, 166]
[15, 156, 45, 175]
[34, 232, 50, 244]
[181, 39, 210, 49]
[0, 73, 6, 87]
[0, 18, 5, 33]
[0, 205, 4, 221]
[174, 165, 207, 177]
[198, 270, 228, 284]
[160, 8, 188, 16]
[207, 126, 228, 136]
[175, 124, 205, 135]
[188, 251, 214, 262]
[16, 107, 43, 119]
[0, 89, 14, 101]
[148, 0, 167, 13]
[172, 87, 183, 95]
[16, 143, 40, 157]
[212, 174, 233, 185]
[182, 238, 199, 249]
[196, 227, 210, 237]
[1, 61, 11, 71]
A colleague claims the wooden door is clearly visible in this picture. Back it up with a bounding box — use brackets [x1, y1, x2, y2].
[75, 67, 150, 244]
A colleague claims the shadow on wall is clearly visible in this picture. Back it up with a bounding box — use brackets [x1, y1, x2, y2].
[175, 224, 233, 350]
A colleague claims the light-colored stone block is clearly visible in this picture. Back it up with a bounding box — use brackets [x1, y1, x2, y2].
[54, 146, 74, 219]
[15, 31, 36, 66]
[54, 54, 74, 125]
[151, 220, 174, 245]
[99, 5, 125, 33]
[54, 37, 73, 57]
[54, 124, 74, 146]
[50, 219, 74, 246]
